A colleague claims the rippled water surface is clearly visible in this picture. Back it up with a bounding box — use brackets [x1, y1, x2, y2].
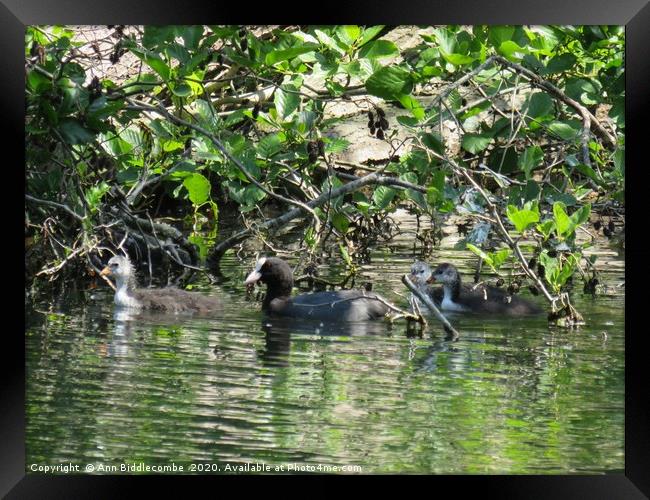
[26, 213, 624, 474]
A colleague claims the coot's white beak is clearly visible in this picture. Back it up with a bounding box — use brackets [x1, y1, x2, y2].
[244, 269, 262, 285]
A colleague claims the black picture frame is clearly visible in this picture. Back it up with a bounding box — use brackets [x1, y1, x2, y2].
[9, 1, 647, 497]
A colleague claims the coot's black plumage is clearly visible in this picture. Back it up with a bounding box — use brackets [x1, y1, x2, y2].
[244, 257, 390, 321]
[429, 262, 543, 316]
[101, 255, 221, 314]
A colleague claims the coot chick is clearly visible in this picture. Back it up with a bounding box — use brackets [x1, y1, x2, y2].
[409, 260, 443, 310]
[100, 255, 221, 314]
[244, 257, 390, 321]
[430, 262, 543, 316]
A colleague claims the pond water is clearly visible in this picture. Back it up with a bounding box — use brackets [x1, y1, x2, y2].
[25, 211, 625, 474]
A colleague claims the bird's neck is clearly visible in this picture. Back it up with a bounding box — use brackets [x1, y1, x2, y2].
[442, 276, 462, 303]
[262, 280, 293, 310]
[114, 275, 140, 308]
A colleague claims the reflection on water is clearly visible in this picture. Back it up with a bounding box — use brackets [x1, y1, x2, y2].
[25, 213, 624, 474]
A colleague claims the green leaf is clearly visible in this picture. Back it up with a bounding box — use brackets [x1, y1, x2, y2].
[492, 248, 511, 269]
[170, 81, 192, 97]
[372, 186, 397, 210]
[58, 119, 95, 145]
[339, 244, 353, 266]
[525, 92, 553, 120]
[497, 40, 528, 61]
[331, 212, 350, 233]
[570, 204, 591, 229]
[130, 48, 171, 81]
[518, 146, 544, 178]
[257, 133, 285, 158]
[359, 40, 399, 59]
[179, 26, 204, 50]
[265, 45, 317, 65]
[358, 26, 385, 47]
[183, 173, 211, 206]
[536, 219, 556, 240]
[365, 65, 413, 100]
[461, 133, 492, 153]
[506, 204, 540, 232]
[539, 251, 560, 292]
[398, 94, 424, 120]
[27, 70, 52, 93]
[442, 52, 475, 66]
[488, 26, 516, 47]
[553, 202, 571, 237]
[274, 85, 300, 119]
[337, 25, 361, 46]
[565, 78, 601, 106]
[574, 163, 604, 185]
[545, 53, 576, 74]
[467, 243, 490, 263]
[547, 121, 579, 141]
[314, 29, 346, 55]
[422, 133, 444, 155]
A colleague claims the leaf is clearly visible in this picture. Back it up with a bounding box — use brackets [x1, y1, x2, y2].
[442, 52, 475, 66]
[339, 244, 352, 266]
[547, 121, 579, 141]
[365, 65, 413, 100]
[467, 243, 490, 263]
[492, 248, 511, 269]
[488, 26, 516, 47]
[398, 94, 425, 120]
[570, 204, 591, 229]
[525, 92, 553, 120]
[497, 41, 528, 61]
[372, 186, 397, 210]
[324, 137, 350, 154]
[257, 133, 285, 158]
[274, 85, 300, 119]
[422, 133, 445, 155]
[265, 45, 317, 65]
[358, 26, 385, 47]
[27, 70, 52, 93]
[518, 146, 544, 178]
[183, 173, 211, 206]
[539, 251, 560, 292]
[314, 30, 346, 55]
[574, 163, 604, 185]
[359, 40, 399, 59]
[58, 119, 95, 145]
[331, 212, 350, 233]
[337, 25, 361, 46]
[553, 202, 571, 237]
[461, 133, 492, 153]
[536, 219, 556, 240]
[129, 48, 171, 81]
[565, 78, 601, 106]
[545, 53, 576, 74]
[179, 26, 204, 50]
[506, 204, 540, 233]
[170, 81, 192, 97]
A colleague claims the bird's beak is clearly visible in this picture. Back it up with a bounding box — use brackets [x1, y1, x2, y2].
[244, 269, 262, 285]
[100, 266, 112, 277]
[427, 276, 436, 284]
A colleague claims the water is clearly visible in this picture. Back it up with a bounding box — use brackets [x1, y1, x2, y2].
[25, 211, 625, 474]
